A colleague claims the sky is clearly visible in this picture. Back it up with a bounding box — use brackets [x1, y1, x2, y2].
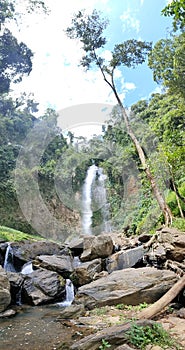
[9, 0, 173, 134]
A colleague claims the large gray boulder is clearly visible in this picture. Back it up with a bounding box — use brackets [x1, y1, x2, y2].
[106, 246, 145, 273]
[0, 266, 11, 312]
[35, 254, 73, 277]
[74, 267, 177, 309]
[72, 258, 102, 286]
[11, 240, 63, 263]
[80, 234, 113, 261]
[22, 268, 66, 305]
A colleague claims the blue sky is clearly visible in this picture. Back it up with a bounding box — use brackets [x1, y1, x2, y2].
[10, 0, 172, 119]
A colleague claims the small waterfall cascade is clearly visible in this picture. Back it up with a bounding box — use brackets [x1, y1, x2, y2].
[82, 164, 111, 234]
[58, 279, 75, 307]
[21, 261, 33, 275]
[3, 243, 16, 272]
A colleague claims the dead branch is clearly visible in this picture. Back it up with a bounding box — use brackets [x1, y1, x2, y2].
[137, 274, 185, 320]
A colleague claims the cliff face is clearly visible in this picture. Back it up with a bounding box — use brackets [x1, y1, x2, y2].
[0, 186, 81, 240]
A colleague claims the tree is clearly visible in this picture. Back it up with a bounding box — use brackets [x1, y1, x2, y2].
[162, 0, 185, 31]
[0, 29, 33, 93]
[148, 33, 185, 97]
[0, 0, 48, 28]
[66, 9, 173, 225]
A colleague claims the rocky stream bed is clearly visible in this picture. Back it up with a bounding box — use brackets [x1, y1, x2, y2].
[0, 226, 185, 349]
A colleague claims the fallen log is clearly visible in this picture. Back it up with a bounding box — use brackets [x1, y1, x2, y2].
[70, 320, 155, 350]
[137, 274, 185, 320]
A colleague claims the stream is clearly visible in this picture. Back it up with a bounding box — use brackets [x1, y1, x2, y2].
[0, 304, 78, 350]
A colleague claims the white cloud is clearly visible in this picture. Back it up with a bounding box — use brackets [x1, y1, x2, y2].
[8, 0, 136, 121]
[140, 0, 144, 6]
[120, 8, 140, 33]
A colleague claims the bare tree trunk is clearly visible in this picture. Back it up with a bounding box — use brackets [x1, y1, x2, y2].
[137, 274, 185, 320]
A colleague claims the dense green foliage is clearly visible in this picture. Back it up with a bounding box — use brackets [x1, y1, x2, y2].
[126, 322, 180, 349]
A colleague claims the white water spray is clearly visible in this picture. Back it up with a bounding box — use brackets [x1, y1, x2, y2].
[58, 279, 75, 307]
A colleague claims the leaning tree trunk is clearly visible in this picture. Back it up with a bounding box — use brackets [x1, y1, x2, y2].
[111, 82, 173, 226]
[98, 62, 173, 226]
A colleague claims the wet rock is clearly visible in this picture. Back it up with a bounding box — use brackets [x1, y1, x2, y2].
[7, 272, 24, 304]
[81, 234, 113, 262]
[35, 254, 73, 277]
[0, 266, 11, 312]
[11, 240, 63, 263]
[22, 268, 66, 305]
[0, 308, 16, 318]
[74, 267, 177, 309]
[72, 258, 102, 286]
[57, 304, 85, 320]
[106, 246, 145, 273]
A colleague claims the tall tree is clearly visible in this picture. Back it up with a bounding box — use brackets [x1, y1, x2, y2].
[65, 9, 173, 225]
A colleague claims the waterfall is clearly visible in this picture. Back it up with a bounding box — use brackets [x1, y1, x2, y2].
[82, 164, 111, 234]
[95, 167, 111, 233]
[3, 243, 16, 272]
[58, 279, 75, 307]
[82, 164, 98, 234]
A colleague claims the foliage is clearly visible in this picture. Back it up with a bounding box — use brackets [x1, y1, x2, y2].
[0, 225, 43, 241]
[148, 33, 185, 97]
[0, 29, 33, 93]
[126, 322, 180, 349]
[115, 303, 148, 311]
[162, 0, 185, 31]
[99, 339, 111, 350]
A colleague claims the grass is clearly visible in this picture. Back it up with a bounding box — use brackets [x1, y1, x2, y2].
[0, 225, 44, 242]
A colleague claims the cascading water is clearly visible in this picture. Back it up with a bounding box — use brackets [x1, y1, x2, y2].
[81, 164, 111, 234]
[58, 279, 75, 307]
[3, 243, 16, 272]
[82, 164, 98, 234]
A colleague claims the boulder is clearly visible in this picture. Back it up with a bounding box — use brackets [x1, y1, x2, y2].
[22, 268, 66, 305]
[158, 228, 185, 262]
[74, 267, 178, 309]
[35, 254, 73, 277]
[66, 236, 84, 255]
[0, 266, 11, 312]
[106, 246, 145, 273]
[80, 234, 113, 262]
[11, 240, 63, 263]
[72, 258, 102, 286]
[7, 272, 24, 304]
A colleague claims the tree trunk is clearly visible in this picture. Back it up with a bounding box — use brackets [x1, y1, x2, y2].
[101, 66, 173, 226]
[137, 274, 185, 320]
[120, 103, 173, 226]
